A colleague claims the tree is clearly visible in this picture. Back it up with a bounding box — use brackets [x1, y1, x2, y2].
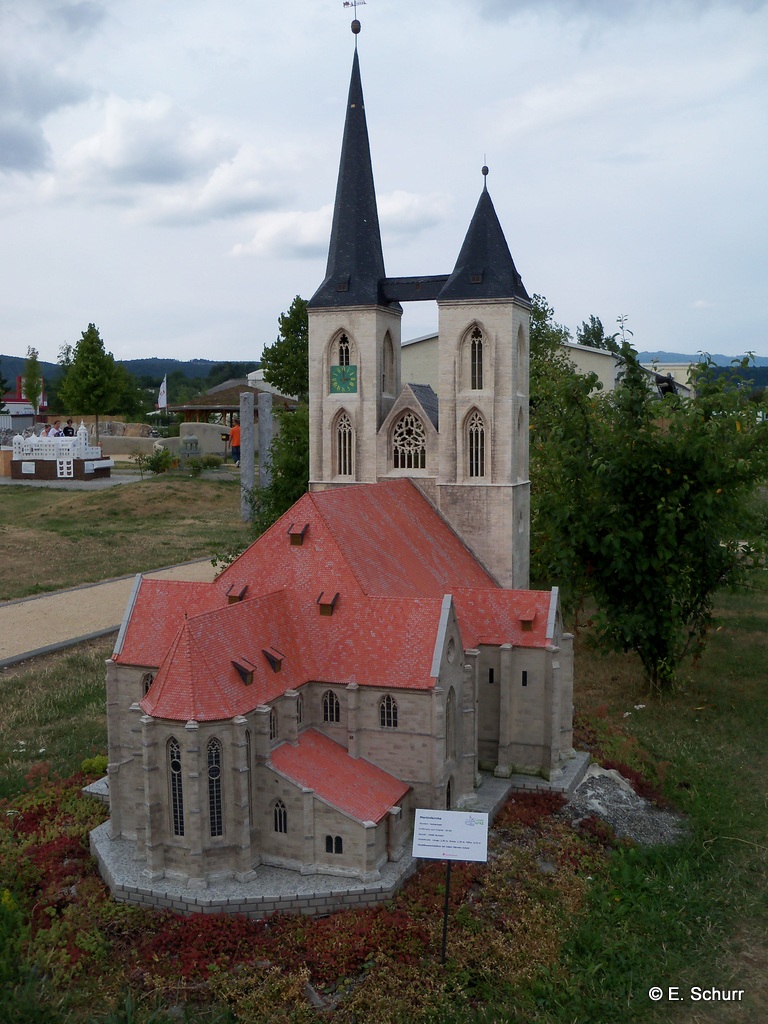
[22, 347, 43, 421]
[576, 314, 620, 353]
[531, 328, 768, 690]
[0, 360, 8, 414]
[58, 324, 121, 440]
[260, 296, 309, 402]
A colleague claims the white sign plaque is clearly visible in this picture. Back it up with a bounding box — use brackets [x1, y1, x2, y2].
[412, 809, 489, 863]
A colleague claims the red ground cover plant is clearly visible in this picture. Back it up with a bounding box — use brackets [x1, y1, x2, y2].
[493, 790, 566, 829]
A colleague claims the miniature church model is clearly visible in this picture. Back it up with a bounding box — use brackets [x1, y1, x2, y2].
[93, 23, 576, 916]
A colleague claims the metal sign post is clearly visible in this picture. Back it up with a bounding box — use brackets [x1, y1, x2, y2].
[411, 809, 489, 965]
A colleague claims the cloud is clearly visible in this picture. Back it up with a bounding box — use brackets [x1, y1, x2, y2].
[0, 65, 90, 173]
[137, 148, 288, 227]
[478, 0, 768, 19]
[379, 190, 452, 239]
[47, 2, 106, 35]
[62, 95, 236, 188]
[233, 206, 333, 259]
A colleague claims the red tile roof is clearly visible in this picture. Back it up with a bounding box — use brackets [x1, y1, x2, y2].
[113, 579, 229, 667]
[216, 479, 497, 600]
[270, 729, 410, 823]
[121, 480, 559, 723]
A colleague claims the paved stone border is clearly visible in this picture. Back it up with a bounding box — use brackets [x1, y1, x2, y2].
[88, 755, 590, 920]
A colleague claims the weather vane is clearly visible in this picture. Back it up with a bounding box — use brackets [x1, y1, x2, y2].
[343, 0, 366, 40]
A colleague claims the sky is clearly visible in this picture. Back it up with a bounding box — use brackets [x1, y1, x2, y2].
[1, 0, 766, 365]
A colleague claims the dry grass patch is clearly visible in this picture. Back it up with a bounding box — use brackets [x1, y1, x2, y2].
[0, 477, 251, 599]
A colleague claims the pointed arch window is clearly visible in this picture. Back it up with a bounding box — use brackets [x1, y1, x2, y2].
[470, 327, 483, 390]
[467, 410, 486, 478]
[446, 689, 457, 760]
[337, 334, 350, 366]
[207, 738, 223, 837]
[382, 332, 395, 395]
[142, 672, 154, 696]
[274, 799, 287, 834]
[245, 729, 253, 829]
[323, 690, 340, 723]
[393, 412, 427, 470]
[269, 708, 278, 741]
[336, 412, 354, 477]
[168, 738, 184, 837]
[379, 694, 398, 728]
[296, 693, 304, 726]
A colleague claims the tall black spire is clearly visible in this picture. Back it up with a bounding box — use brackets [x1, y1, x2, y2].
[309, 48, 391, 308]
[438, 177, 529, 304]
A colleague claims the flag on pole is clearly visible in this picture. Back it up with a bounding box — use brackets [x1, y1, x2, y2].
[158, 375, 168, 410]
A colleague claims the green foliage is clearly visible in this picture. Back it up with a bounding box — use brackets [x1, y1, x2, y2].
[249, 404, 310, 535]
[0, 359, 8, 412]
[22, 346, 43, 417]
[260, 295, 308, 402]
[58, 325, 121, 438]
[81, 755, 108, 777]
[532, 320, 768, 688]
[144, 448, 174, 475]
[576, 314, 620, 353]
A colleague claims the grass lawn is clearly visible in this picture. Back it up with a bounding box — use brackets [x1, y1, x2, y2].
[0, 587, 766, 1022]
[0, 475, 252, 600]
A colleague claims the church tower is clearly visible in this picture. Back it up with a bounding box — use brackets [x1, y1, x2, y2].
[308, 25, 531, 591]
[435, 172, 531, 590]
[308, 40, 402, 489]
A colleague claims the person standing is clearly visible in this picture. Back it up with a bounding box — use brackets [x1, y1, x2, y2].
[62, 419, 75, 437]
[229, 419, 241, 466]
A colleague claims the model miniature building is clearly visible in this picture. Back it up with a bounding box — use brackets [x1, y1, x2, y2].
[96, 27, 577, 907]
[12, 422, 114, 480]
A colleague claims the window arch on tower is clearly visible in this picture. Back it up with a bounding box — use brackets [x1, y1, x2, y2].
[382, 332, 395, 395]
[445, 688, 457, 760]
[334, 410, 354, 477]
[470, 327, 484, 390]
[327, 331, 359, 395]
[392, 411, 427, 470]
[466, 409, 487, 479]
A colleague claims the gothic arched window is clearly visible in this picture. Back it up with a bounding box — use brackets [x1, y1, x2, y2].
[337, 334, 350, 366]
[142, 672, 154, 696]
[323, 690, 340, 723]
[382, 332, 395, 395]
[470, 327, 483, 390]
[207, 738, 223, 837]
[336, 412, 354, 477]
[296, 692, 304, 726]
[168, 738, 184, 837]
[392, 412, 427, 470]
[380, 694, 398, 728]
[467, 410, 486, 478]
[446, 689, 457, 760]
[274, 799, 287, 834]
[269, 708, 278, 741]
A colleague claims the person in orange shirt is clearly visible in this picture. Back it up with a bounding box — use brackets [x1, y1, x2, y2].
[229, 419, 241, 466]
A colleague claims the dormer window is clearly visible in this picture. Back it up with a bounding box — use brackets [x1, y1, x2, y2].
[226, 584, 248, 604]
[262, 646, 284, 673]
[518, 608, 536, 632]
[316, 591, 340, 617]
[288, 522, 309, 546]
[232, 659, 256, 685]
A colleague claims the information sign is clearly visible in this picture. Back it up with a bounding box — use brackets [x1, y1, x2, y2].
[412, 809, 489, 863]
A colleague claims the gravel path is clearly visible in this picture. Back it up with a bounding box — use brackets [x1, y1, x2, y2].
[0, 559, 218, 667]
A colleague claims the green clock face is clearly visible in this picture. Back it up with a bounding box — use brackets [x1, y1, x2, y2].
[330, 364, 357, 393]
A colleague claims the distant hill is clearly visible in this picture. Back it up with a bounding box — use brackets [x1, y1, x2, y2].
[638, 351, 768, 367]
[0, 354, 259, 385]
